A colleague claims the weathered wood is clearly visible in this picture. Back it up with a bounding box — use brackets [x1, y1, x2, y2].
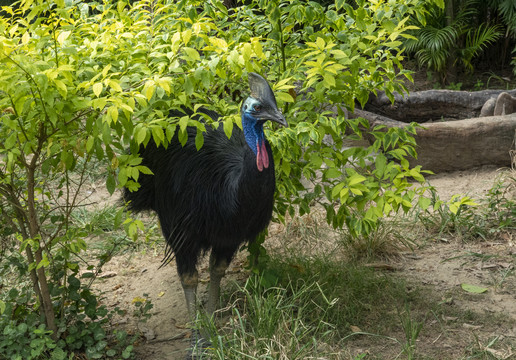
[349, 110, 516, 172]
[364, 89, 516, 123]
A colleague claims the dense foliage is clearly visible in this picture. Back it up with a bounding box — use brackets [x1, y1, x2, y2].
[0, 0, 442, 357]
[404, 0, 516, 83]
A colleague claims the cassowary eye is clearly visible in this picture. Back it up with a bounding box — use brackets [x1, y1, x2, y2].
[254, 105, 261, 112]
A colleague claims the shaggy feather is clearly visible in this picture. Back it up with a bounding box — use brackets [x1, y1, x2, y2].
[123, 108, 276, 275]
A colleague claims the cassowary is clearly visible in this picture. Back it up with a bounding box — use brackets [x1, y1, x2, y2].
[123, 73, 287, 352]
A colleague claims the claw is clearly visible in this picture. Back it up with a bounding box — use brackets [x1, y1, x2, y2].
[185, 329, 211, 359]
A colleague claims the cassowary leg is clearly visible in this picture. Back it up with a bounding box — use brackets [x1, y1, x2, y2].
[180, 271, 207, 358]
[206, 251, 230, 315]
[180, 271, 199, 321]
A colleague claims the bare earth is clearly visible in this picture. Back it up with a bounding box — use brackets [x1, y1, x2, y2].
[93, 165, 515, 359]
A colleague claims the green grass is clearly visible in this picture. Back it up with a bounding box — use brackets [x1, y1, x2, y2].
[195, 255, 428, 359]
[417, 172, 515, 243]
[338, 216, 421, 261]
[189, 173, 516, 359]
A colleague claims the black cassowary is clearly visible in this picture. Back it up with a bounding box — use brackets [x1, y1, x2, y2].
[123, 73, 287, 351]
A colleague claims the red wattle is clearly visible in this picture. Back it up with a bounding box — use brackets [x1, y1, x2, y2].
[261, 141, 269, 169]
[256, 142, 263, 172]
[256, 140, 269, 172]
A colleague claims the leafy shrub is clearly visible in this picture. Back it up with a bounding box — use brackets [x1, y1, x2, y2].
[0, 0, 439, 357]
[417, 172, 515, 241]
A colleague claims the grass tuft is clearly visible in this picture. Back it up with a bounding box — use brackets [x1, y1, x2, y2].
[418, 171, 515, 242]
[198, 255, 419, 359]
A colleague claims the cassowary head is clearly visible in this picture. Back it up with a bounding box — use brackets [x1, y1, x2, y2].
[242, 72, 287, 171]
[243, 72, 287, 126]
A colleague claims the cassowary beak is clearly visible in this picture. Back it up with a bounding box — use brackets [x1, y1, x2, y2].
[269, 109, 288, 127]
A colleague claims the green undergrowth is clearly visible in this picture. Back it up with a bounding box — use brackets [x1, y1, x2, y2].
[196, 256, 428, 359]
[192, 172, 516, 359]
[417, 172, 515, 243]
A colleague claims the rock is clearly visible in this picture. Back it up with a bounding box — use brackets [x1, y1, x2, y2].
[493, 92, 516, 116]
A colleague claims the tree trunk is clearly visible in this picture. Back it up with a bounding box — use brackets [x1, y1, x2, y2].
[27, 164, 58, 340]
[364, 89, 516, 123]
[349, 109, 516, 173]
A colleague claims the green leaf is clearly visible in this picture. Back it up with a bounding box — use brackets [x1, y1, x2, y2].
[461, 283, 488, 294]
[54, 79, 67, 97]
[93, 82, 103, 97]
[449, 203, 459, 215]
[136, 127, 147, 145]
[348, 173, 366, 186]
[108, 79, 123, 93]
[4, 133, 17, 149]
[335, 0, 347, 11]
[106, 172, 116, 195]
[195, 129, 204, 150]
[223, 118, 233, 139]
[275, 92, 294, 103]
[316, 37, 325, 50]
[323, 73, 336, 88]
[86, 136, 95, 153]
[151, 126, 165, 145]
[108, 106, 118, 123]
[122, 345, 133, 359]
[331, 182, 345, 199]
[36, 253, 49, 269]
[350, 187, 363, 195]
[418, 197, 431, 211]
[144, 82, 156, 100]
[137, 165, 153, 175]
[183, 47, 201, 61]
[281, 160, 291, 176]
[409, 168, 425, 182]
[57, 30, 71, 46]
[325, 168, 342, 179]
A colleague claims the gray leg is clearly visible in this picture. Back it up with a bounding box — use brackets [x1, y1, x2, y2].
[180, 271, 207, 359]
[206, 252, 230, 315]
[180, 271, 199, 321]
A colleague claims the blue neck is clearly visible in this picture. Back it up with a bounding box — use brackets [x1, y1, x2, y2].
[242, 111, 265, 155]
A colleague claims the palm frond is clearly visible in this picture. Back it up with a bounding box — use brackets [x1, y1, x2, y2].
[415, 47, 449, 73]
[459, 24, 502, 72]
[454, 0, 482, 28]
[418, 25, 458, 52]
[403, 37, 420, 54]
[497, 0, 516, 30]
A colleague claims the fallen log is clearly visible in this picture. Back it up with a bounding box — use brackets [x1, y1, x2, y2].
[350, 109, 516, 173]
[364, 89, 516, 123]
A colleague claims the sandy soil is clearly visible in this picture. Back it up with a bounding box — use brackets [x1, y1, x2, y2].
[92, 165, 515, 360]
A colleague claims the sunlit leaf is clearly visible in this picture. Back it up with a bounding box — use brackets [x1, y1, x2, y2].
[461, 284, 488, 294]
[93, 83, 103, 97]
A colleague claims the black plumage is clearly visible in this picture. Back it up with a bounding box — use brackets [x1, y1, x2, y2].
[122, 73, 286, 354]
[125, 109, 276, 273]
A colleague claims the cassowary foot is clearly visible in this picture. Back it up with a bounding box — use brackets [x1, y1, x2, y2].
[185, 329, 212, 359]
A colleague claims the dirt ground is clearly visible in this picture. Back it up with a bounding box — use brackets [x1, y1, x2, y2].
[91, 165, 515, 360]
